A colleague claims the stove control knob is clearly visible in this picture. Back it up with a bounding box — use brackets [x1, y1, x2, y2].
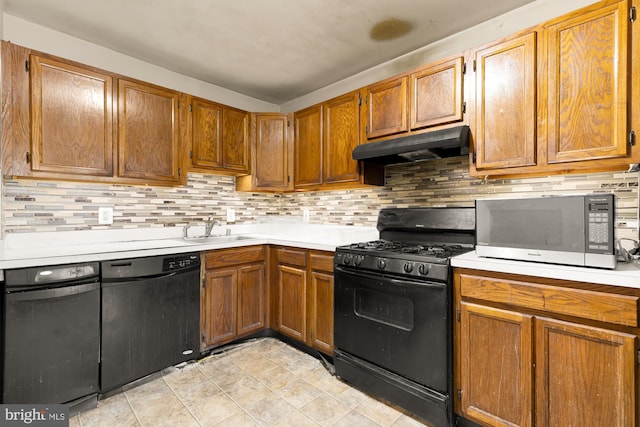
[403, 262, 413, 273]
[354, 256, 363, 266]
[418, 264, 430, 275]
[377, 259, 386, 270]
[343, 255, 353, 265]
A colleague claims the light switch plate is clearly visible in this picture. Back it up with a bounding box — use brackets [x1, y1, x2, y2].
[227, 209, 235, 222]
[98, 207, 113, 225]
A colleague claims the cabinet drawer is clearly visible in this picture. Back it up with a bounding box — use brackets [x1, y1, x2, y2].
[459, 274, 639, 327]
[310, 252, 334, 273]
[277, 248, 307, 267]
[205, 245, 265, 269]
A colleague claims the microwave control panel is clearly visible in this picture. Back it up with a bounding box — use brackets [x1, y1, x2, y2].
[585, 194, 614, 253]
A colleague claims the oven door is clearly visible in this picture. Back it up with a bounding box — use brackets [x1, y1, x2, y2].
[334, 264, 449, 392]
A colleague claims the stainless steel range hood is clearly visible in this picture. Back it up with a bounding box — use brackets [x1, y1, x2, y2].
[352, 125, 470, 165]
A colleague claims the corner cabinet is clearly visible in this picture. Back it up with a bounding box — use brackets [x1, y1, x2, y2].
[293, 90, 377, 191]
[117, 79, 181, 185]
[454, 268, 638, 427]
[236, 113, 293, 192]
[294, 105, 323, 188]
[272, 247, 335, 355]
[471, 0, 638, 178]
[200, 246, 266, 351]
[187, 96, 249, 175]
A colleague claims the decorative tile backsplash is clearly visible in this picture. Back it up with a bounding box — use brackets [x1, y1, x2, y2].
[3, 156, 639, 242]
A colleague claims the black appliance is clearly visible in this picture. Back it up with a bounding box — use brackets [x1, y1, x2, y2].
[2, 262, 100, 412]
[100, 253, 200, 392]
[351, 125, 470, 165]
[334, 207, 475, 427]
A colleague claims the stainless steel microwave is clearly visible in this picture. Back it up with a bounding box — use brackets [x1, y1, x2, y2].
[476, 194, 616, 269]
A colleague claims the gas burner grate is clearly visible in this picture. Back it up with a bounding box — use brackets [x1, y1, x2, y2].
[350, 240, 402, 251]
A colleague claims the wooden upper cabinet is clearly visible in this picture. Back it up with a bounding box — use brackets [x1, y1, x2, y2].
[254, 113, 291, 190]
[535, 317, 636, 427]
[294, 105, 323, 188]
[410, 56, 464, 130]
[222, 107, 249, 173]
[30, 55, 114, 177]
[117, 79, 180, 184]
[323, 91, 361, 184]
[189, 98, 249, 175]
[475, 32, 537, 170]
[546, 0, 628, 163]
[191, 97, 222, 169]
[365, 76, 409, 139]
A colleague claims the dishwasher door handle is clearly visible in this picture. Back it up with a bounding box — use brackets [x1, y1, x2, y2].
[6, 282, 100, 302]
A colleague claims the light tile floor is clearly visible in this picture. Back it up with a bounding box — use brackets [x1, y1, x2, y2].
[70, 338, 431, 427]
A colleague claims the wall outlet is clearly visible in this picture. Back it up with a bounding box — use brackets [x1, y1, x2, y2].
[98, 207, 113, 225]
[303, 209, 310, 222]
[227, 209, 235, 223]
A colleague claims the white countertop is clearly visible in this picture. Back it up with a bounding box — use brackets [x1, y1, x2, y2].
[0, 220, 379, 271]
[451, 251, 640, 289]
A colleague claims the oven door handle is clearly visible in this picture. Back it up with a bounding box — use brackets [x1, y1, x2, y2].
[334, 265, 447, 289]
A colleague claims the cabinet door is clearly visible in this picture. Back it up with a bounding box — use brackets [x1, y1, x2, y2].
[277, 264, 307, 341]
[118, 79, 180, 184]
[309, 270, 334, 354]
[546, 1, 628, 163]
[222, 107, 249, 173]
[237, 263, 265, 336]
[475, 32, 537, 170]
[410, 56, 464, 130]
[191, 97, 222, 169]
[460, 302, 533, 427]
[535, 317, 636, 427]
[294, 105, 323, 188]
[365, 76, 409, 139]
[323, 91, 361, 184]
[254, 113, 290, 189]
[202, 269, 237, 349]
[30, 55, 113, 176]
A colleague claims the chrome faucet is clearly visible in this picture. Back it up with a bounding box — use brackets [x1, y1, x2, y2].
[204, 216, 221, 237]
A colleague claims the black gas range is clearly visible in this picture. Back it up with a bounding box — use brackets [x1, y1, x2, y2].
[335, 240, 473, 282]
[333, 207, 475, 427]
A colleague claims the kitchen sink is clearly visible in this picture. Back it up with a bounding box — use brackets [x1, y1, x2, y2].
[181, 235, 255, 244]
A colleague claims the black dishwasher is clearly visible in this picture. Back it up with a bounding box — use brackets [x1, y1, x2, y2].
[100, 253, 200, 392]
[2, 262, 100, 410]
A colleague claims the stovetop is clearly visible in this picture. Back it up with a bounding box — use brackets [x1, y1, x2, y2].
[335, 207, 476, 282]
[345, 239, 473, 260]
[335, 239, 474, 282]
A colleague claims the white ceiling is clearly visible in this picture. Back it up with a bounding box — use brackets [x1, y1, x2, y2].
[4, 0, 535, 105]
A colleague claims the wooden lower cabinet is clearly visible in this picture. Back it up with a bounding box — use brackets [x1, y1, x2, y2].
[200, 246, 266, 351]
[309, 253, 335, 354]
[454, 268, 638, 427]
[460, 302, 533, 427]
[535, 317, 636, 427]
[277, 263, 307, 341]
[274, 247, 335, 355]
